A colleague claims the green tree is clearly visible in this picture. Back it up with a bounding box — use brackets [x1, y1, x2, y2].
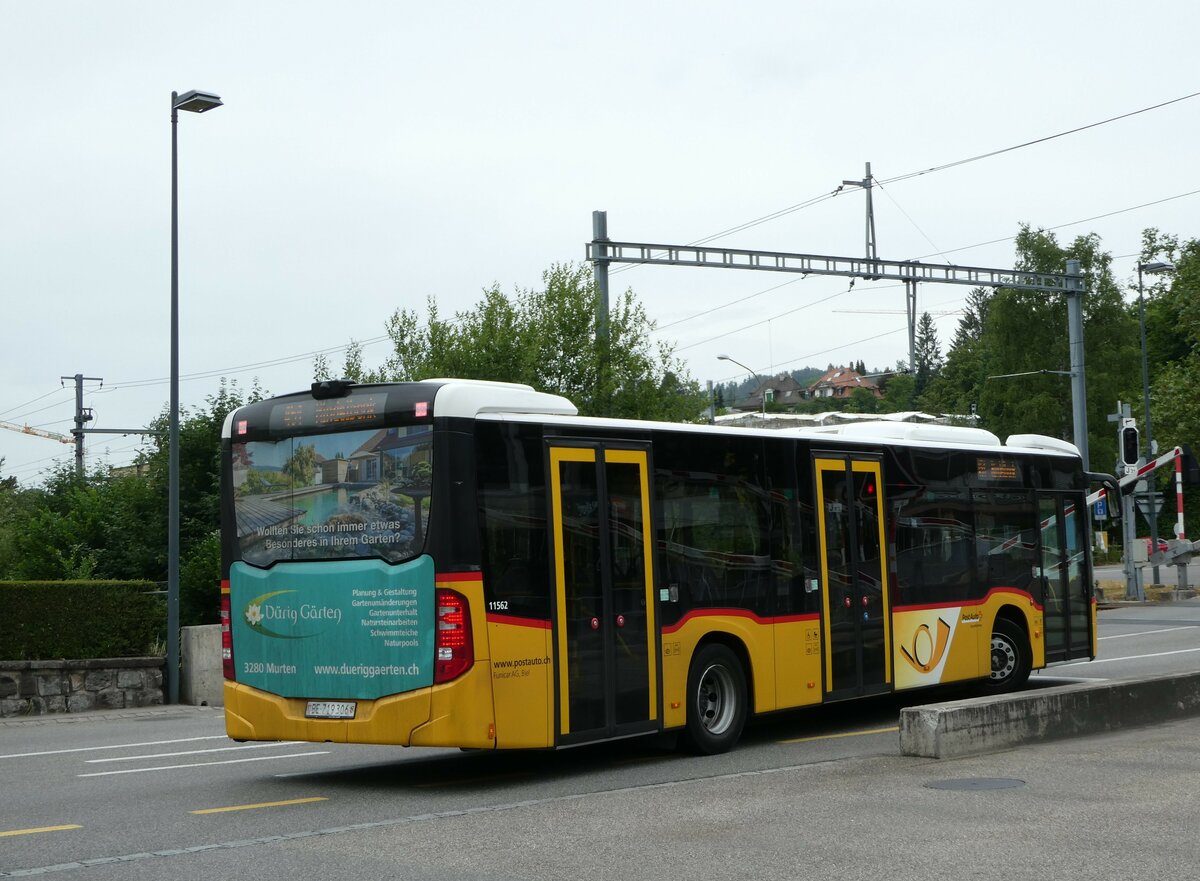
[845, 387, 879, 413]
[1138, 230, 1200, 535]
[321, 263, 706, 422]
[976, 226, 1137, 469]
[0, 379, 264, 629]
[921, 288, 991, 415]
[913, 312, 943, 397]
[878, 368, 916, 412]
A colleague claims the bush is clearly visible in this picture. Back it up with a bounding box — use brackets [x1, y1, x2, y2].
[0, 581, 165, 660]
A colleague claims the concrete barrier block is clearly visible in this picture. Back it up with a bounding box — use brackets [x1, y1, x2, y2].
[180, 625, 223, 707]
[900, 671, 1200, 759]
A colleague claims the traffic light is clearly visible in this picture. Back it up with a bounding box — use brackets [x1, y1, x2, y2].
[1120, 424, 1140, 467]
[1182, 444, 1200, 486]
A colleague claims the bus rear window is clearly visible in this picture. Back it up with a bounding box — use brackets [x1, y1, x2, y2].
[231, 425, 433, 566]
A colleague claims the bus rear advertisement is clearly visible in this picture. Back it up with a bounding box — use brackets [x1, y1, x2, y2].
[220, 379, 1103, 754]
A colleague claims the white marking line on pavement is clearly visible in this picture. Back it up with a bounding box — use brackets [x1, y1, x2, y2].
[78, 751, 330, 777]
[1099, 626, 1194, 640]
[0, 736, 229, 760]
[1058, 646, 1200, 667]
[85, 742, 302, 763]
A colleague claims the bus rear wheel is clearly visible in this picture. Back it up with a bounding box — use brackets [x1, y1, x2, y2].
[682, 643, 747, 755]
[984, 618, 1031, 693]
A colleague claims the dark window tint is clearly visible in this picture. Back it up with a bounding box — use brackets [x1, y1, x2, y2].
[475, 422, 550, 620]
[972, 490, 1038, 595]
[892, 489, 976, 606]
[654, 434, 774, 617]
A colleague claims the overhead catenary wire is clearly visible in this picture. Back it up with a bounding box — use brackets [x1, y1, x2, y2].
[0, 387, 71, 421]
[8, 91, 1195, 455]
[612, 90, 1200, 276]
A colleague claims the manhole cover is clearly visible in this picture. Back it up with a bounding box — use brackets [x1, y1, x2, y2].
[924, 777, 1025, 791]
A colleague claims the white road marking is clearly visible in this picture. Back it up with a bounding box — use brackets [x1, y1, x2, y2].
[85, 742, 301, 763]
[1099, 626, 1194, 640]
[1058, 646, 1200, 667]
[0, 736, 229, 760]
[78, 751, 329, 777]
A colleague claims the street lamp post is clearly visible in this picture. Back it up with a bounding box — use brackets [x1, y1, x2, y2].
[169, 89, 222, 704]
[1136, 259, 1175, 586]
[718, 354, 766, 419]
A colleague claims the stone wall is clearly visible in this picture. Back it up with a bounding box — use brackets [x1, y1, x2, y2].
[0, 658, 164, 717]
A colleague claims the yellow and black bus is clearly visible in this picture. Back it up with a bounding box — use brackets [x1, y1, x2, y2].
[220, 378, 1100, 754]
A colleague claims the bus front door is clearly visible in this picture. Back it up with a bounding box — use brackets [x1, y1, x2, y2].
[1039, 493, 1093, 662]
[814, 456, 892, 699]
[548, 443, 659, 745]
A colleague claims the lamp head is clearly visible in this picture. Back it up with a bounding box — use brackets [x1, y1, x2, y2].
[173, 90, 223, 113]
[1138, 260, 1176, 275]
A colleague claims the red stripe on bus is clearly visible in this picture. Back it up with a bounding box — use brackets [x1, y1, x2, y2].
[486, 614, 552, 630]
[436, 572, 484, 584]
[220, 579, 230, 594]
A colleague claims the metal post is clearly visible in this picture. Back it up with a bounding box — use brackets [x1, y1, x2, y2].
[164, 88, 221, 704]
[168, 92, 181, 705]
[1065, 259, 1089, 471]
[1123, 489, 1143, 600]
[591, 211, 610, 347]
[706, 379, 715, 424]
[864, 161, 877, 263]
[60, 373, 100, 477]
[905, 279, 917, 374]
[72, 373, 84, 476]
[1137, 263, 1161, 584]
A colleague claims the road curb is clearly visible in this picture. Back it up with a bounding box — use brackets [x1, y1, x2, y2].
[899, 671, 1200, 759]
[0, 704, 222, 728]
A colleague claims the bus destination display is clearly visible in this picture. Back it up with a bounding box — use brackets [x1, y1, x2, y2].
[272, 393, 388, 432]
[976, 457, 1020, 481]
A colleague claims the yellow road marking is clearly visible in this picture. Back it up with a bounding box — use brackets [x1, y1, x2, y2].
[190, 796, 328, 815]
[780, 725, 899, 745]
[0, 824, 81, 838]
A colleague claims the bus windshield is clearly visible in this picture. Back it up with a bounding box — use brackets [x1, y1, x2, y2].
[231, 424, 433, 566]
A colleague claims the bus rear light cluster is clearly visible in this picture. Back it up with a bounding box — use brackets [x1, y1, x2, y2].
[434, 588, 473, 683]
[220, 588, 235, 681]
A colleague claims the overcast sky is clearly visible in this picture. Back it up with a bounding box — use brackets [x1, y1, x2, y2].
[3, 1, 1198, 483]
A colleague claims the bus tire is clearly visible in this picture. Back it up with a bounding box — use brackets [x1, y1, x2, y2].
[984, 618, 1031, 693]
[682, 643, 747, 755]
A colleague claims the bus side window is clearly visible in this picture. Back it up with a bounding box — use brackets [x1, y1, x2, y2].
[476, 422, 551, 620]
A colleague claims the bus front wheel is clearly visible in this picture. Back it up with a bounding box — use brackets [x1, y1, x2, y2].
[985, 618, 1031, 692]
[682, 643, 747, 755]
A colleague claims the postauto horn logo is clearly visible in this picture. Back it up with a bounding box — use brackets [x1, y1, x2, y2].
[243, 590, 343, 640]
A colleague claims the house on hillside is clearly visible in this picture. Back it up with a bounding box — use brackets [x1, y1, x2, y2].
[732, 374, 808, 411]
[805, 367, 882, 400]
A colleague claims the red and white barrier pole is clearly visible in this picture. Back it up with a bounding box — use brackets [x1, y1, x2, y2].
[1176, 453, 1187, 540]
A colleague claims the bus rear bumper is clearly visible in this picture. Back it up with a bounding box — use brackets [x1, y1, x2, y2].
[223, 662, 497, 748]
[223, 681, 432, 744]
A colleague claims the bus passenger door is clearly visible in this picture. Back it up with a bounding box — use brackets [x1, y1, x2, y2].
[548, 443, 659, 745]
[1039, 494, 1093, 662]
[814, 456, 892, 699]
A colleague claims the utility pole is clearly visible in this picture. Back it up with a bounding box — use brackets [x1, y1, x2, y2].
[1109, 401, 1142, 600]
[905, 280, 917, 375]
[1065, 259, 1089, 470]
[61, 373, 102, 477]
[592, 210, 611, 348]
[841, 161, 878, 263]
